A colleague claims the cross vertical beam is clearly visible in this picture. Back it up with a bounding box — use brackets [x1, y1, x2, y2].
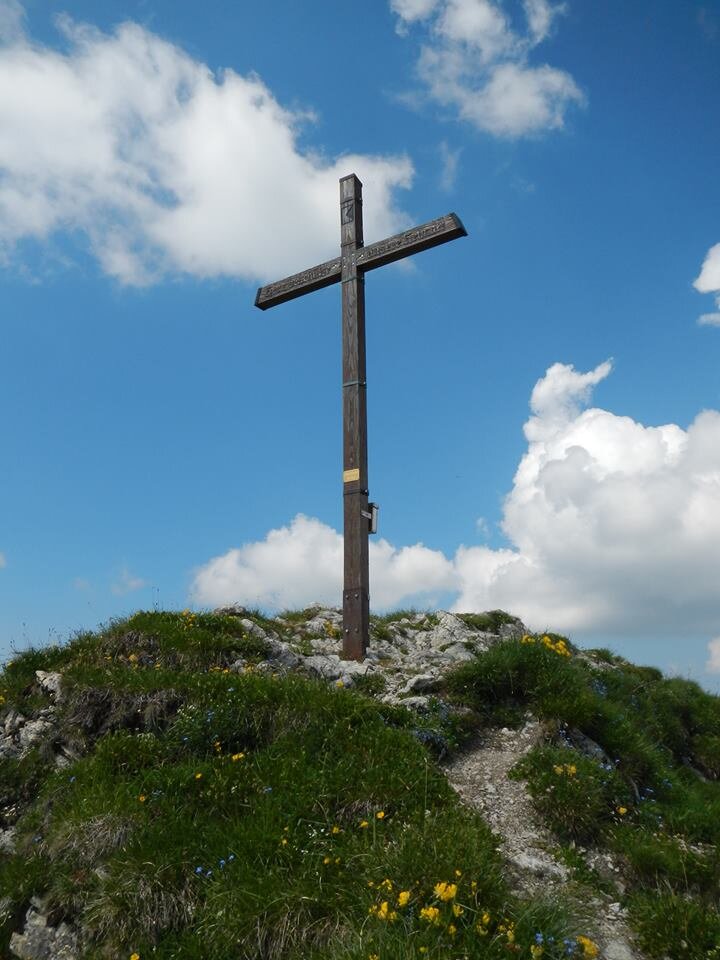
[339, 174, 369, 660]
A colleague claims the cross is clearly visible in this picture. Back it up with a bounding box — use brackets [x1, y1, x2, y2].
[255, 174, 466, 661]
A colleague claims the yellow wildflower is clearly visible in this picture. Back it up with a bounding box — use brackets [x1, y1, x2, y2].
[332, 825, 341, 834]
[531, 946, 544, 958]
[376, 811, 385, 820]
[577, 935, 599, 958]
[397, 890, 411, 907]
[369, 955, 380, 960]
[380, 878, 393, 892]
[371, 901, 397, 922]
[433, 881, 457, 901]
[454, 869, 462, 877]
[128, 653, 139, 663]
[359, 820, 369, 829]
[452, 903, 464, 917]
[566, 764, 577, 776]
[280, 838, 288, 846]
[617, 806, 628, 816]
[130, 954, 141, 960]
[231, 752, 245, 762]
[553, 764, 564, 775]
[481, 912, 491, 926]
[323, 856, 332, 865]
[420, 905, 441, 925]
[138, 795, 146, 803]
[194, 772, 203, 780]
[448, 923, 457, 936]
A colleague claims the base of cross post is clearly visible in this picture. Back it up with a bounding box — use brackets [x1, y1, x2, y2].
[342, 587, 369, 661]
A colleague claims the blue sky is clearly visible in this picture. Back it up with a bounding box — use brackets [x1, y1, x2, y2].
[1, 0, 720, 691]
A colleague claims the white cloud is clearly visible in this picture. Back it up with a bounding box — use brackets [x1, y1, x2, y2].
[707, 639, 720, 673]
[694, 244, 720, 294]
[193, 362, 720, 644]
[390, 0, 440, 25]
[0, 0, 23, 43]
[112, 567, 147, 596]
[523, 0, 566, 44]
[0, 6, 413, 284]
[392, 0, 583, 137]
[694, 244, 720, 325]
[191, 514, 454, 611]
[438, 140, 461, 190]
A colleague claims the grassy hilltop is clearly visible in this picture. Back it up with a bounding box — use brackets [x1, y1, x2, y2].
[1, 609, 719, 959]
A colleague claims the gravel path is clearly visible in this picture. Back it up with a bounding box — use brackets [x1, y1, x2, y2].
[442, 720, 648, 960]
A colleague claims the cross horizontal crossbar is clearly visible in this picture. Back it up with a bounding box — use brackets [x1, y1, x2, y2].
[255, 212, 466, 311]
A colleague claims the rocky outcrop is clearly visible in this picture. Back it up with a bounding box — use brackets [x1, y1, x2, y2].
[9, 898, 79, 960]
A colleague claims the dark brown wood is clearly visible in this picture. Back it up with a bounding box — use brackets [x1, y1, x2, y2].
[356, 213, 466, 273]
[254, 175, 467, 661]
[340, 174, 369, 660]
[255, 256, 341, 310]
[255, 213, 466, 309]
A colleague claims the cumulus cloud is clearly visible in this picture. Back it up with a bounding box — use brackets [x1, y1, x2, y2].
[706, 639, 720, 673]
[0, 5, 413, 284]
[193, 362, 720, 643]
[392, 0, 583, 136]
[111, 567, 147, 596]
[191, 514, 454, 611]
[694, 243, 720, 326]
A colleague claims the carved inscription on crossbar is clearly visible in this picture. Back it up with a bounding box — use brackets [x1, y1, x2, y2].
[255, 257, 342, 310]
[255, 213, 466, 311]
[356, 214, 466, 272]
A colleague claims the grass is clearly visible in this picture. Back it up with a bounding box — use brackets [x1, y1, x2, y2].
[456, 610, 520, 633]
[0, 611, 604, 960]
[446, 630, 720, 958]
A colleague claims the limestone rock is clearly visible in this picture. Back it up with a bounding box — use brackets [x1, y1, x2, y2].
[398, 673, 440, 695]
[9, 902, 79, 960]
[17, 719, 55, 756]
[0, 826, 17, 854]
[239, 618, 268, 640]
[35, 671, 63, 702]
[507, 851, 569, 881]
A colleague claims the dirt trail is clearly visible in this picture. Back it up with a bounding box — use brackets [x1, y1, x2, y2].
[442, 720, 647, 960]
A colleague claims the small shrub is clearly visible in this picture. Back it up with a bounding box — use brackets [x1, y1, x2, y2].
[511, 745, 631, 843]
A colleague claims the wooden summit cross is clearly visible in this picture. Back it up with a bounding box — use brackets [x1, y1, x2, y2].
[255, 174, 466, 661]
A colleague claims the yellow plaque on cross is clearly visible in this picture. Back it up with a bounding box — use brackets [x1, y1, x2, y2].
[343, 468, 360, 483]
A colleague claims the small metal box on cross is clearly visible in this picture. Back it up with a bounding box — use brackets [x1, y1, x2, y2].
[255, 174, 466, 661]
